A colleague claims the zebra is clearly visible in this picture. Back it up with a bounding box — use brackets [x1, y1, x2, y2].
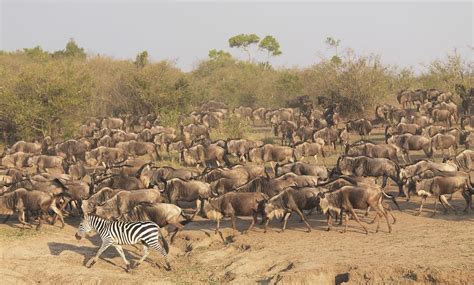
[75, 214, 170, 272]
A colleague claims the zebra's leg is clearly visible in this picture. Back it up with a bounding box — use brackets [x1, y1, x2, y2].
[113, 245, 131, 272]
[86, 241, 112, 268]
[133, 245, 150, 269]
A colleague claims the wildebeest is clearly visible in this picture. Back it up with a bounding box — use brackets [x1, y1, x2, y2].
[431, 109, 453, 126]
[95, 189, 162, 220]
[337, 156, 404, 196]
[81, 187, 124, 214]
[85, 146, 128, 167]
[116, 140, 159, 161]
[430, 133, 457, 157]
[275, 161, 328, 180]
[264, 187, 320, 233]
[1, 152, 32, 168]
[129, 202, 192, 243]
[387, 134, 432, 162]
[399, 160, 458, 187]
[346, 119, 372, 140]
[345, 141, 399, 162]
[234, 176, 297, 198]
[443, 150, 474, 171]
[138, 164, 199, 188]
[92, 174, 144, 192]
[385, 123, 422, 138]
[161, 178, 213, 218]
[203, 192, 267, 236]
[294, 141, 325, 163]
[317, 186, 392, 234]
[0, 188, 64, 230]
[249, 144, 296, 166]
[313, 127, 339, 150]
[8, 140, 46, 155]
[54, 139, 88, 162]
[28, 155, 65, 173]
[409, 171, 473, 215]
[225, 139, 263, 162]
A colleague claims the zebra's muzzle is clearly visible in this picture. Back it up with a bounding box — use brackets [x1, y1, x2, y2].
[75, 233, 83, 240]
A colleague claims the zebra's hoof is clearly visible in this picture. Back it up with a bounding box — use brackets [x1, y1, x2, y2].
[125, 265, 131, 273]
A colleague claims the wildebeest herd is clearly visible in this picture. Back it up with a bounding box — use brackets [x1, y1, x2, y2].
[0, 87, 473, 271]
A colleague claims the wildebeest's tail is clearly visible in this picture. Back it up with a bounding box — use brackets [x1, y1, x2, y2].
[382, 190, 401, 211]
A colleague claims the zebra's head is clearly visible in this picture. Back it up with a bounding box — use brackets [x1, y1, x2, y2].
[75, 215, 93, 240]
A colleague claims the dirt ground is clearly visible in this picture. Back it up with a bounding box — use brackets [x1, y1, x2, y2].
[0, 188, 473, 284]
[0, 127, 473, 284]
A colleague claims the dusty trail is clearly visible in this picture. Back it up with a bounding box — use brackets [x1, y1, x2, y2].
[0, 190, 473, 284]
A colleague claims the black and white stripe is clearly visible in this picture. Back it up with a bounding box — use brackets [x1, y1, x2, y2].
[76, 215, 170, 271]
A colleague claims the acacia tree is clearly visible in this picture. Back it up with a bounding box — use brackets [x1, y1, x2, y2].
[228, 34, 260, 62]
[134, 51, 149, 68]
[208, 49, 232, 60]
[259, 35, 282, 67]
[53, 38, 86, 59]
[325, 37, 341, 65]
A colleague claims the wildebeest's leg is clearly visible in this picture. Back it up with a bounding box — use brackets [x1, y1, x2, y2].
[440, 195, 457, 215]
[3, 214, 11, 223]
[431, 196, 438, 217]
[231, 213, 238, 236]
[264, 218, 271, 233]
[50, 201, 65, 228]
[415, 195, 427, 216]
[343, 212, 349, 233]
[326, 214, 333, 231]
[215, 218, 220, 234]
[375, 203, 391, 233]
[191, 199, 201, 220]
[462, 190, 471, 213]
[113, 245, 131, 272]
[294, 208, 311, 232]
[381, 176, 388, 188]
[365, 206, 371, 217]
[86, 241, 112, 268]
[245, 212, 258, 234]
[281, 212, 291, 232]
[348, 208, 368, 234]
[169, 223, 184, 243]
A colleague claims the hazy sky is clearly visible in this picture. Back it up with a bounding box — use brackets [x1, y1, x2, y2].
[1, 1, 472, 71]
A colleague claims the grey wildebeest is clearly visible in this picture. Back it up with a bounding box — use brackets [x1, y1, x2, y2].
[8, 140, 46, 155]
[54, 139, 88, 162]
[346, 119, 372, 140]
[443, 150, 474, 171]
[94, 189, 162, 220]
[317, 186, 392, 234]
[345, 141, 399, 163]
[0, 188, 64, 230]
[203, 192, 267, 237]
[225, 139, 263, 162]
[138, 165, 199, 188]
[313, 127, 339, 150]
[1, 152, 33, 168]
[249, 144, 296, 167]
[387, 134, 433, 163]
[385, 123, 422, 138]
[129, 202, 192, 243]
[264, 187, 320, 233]
[399, 160, 458, 188]
[234, 176, 297, 198]
[27, 155, 65, 173]
[294, 141, 325, 164]
[337, 156, 404, 197]
[274, 161, 328, 181]
[161, 178, 213, 218]
[81, 187, 124, 214]
[408, 171, 473, 215]
[429, 133, 457, 157]
[116, 140, 159, 161]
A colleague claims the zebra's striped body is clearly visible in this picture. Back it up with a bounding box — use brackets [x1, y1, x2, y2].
[76, 215, 170, 271]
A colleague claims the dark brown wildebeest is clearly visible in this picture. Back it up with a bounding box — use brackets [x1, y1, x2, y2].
[409, 171, 473, 215]
[337, 156, 404, 197]
[317, 186, 392, 234]
[94, 189, 162, 220]
[161, 178, 213, 218]
[345, 141, 399, 163]
[346, 119, 372, 140]
[249, 144, 296, 166]
[387, 134, 432, 163]
[264, 187, 320, 233]
[203, 192, 267, 237]
[443, 150, 474, 171]
[0, 188, 64, 230]
[430, 133, 457, 157]
[129, 202, 192, 243]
